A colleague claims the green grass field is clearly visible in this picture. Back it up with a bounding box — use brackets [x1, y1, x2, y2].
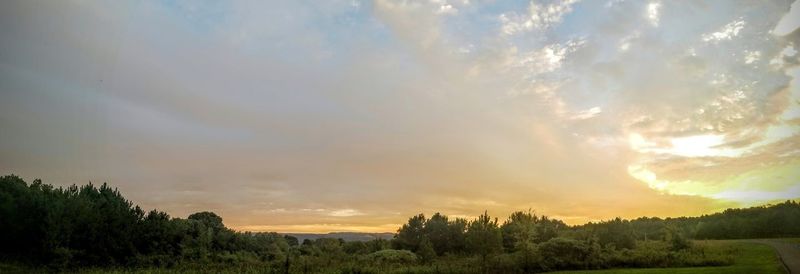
[553, 240, 785, 274]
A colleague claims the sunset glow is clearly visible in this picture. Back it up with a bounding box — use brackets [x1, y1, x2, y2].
[1, 0, 799, 233]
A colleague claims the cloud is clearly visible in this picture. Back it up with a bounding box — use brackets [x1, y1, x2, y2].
[703, 19, 746, 42]
[571, 107, 603, 120]
[329, 209, 366, 217]
[499, 0, 580, 35]
[646, 1, 661, 27]
[0, 0, 797, 232]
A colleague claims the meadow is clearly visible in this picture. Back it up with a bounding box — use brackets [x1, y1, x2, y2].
[554, 240, 785, 274]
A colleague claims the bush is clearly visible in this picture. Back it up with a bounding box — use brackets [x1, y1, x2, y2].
[612, 240, 734, 268]
[537, 237, 600, 271]
[366, 249, 418, 265]
[489, 253, 521, 273]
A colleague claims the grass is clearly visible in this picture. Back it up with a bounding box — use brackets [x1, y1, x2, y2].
[2, 239, 789, 274]
[0, 264, 279, 274]
[553, 240, 785, 274]
[777, 238, 800, 245]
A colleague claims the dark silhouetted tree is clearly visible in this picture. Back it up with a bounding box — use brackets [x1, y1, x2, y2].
[394, 214, 426, 251]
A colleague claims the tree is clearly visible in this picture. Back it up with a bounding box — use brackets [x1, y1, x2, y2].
[284, 235, 299, 247]
[465, 211, 502, 272]
[536, 216, 566, 243]
[394, 214, 426, 251]
[343, 240, 368, 254]
[3, 174, 800, 270]
[537, 237, 596, 271]
[665, 225, 691, 251]
[501, 211, 543, 272]
[501, 211, 539, 252]
[188, 211, 225, 233]
[135, 210, 183, 265]
[365, 238, 390, 253]
[423, 213, 451, 255]
[594, 218, 636, 250]
[447, 217, 468, 254]
[416, 237, 436, 264]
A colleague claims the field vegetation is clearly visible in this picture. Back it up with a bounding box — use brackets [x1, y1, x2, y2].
[1, 175, 798, 273]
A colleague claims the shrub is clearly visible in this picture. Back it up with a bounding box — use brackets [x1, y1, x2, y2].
[537, 237, 598, 271]
[366, 249, 418, 265]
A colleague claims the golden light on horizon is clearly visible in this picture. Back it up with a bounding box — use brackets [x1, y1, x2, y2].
[0, 0, 798, 233]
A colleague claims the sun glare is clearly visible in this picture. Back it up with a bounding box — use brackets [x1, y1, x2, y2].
[668, 134, 740, 158]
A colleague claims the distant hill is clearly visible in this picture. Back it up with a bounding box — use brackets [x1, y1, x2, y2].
[284, 232, 394, 242]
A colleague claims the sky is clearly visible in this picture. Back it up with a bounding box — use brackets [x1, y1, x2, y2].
[1, 0, 799, 233]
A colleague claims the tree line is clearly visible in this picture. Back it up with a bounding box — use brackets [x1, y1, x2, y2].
[1, 174, 798, 273]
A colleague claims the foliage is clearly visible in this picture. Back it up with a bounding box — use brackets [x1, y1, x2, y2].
[416, 237, 436, 263]
[393, 214, 426, 252]
[0, 175, 289, 270]
[692, 202, 800, 239]
[465, 211, 503, 260]
[422, 213, 450, 255]
[365, 249, 418, 265]
[0, 174, 797, 273]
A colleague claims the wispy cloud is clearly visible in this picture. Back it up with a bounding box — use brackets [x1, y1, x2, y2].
[0, 0, 797, 232]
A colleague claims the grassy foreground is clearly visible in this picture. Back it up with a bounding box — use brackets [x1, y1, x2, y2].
[0, 239, 785, 273]
[778, 238, 800, 245]
[554, 240, 784, 274]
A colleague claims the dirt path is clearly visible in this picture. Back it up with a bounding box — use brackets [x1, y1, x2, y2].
[750, 239, 800, 274]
